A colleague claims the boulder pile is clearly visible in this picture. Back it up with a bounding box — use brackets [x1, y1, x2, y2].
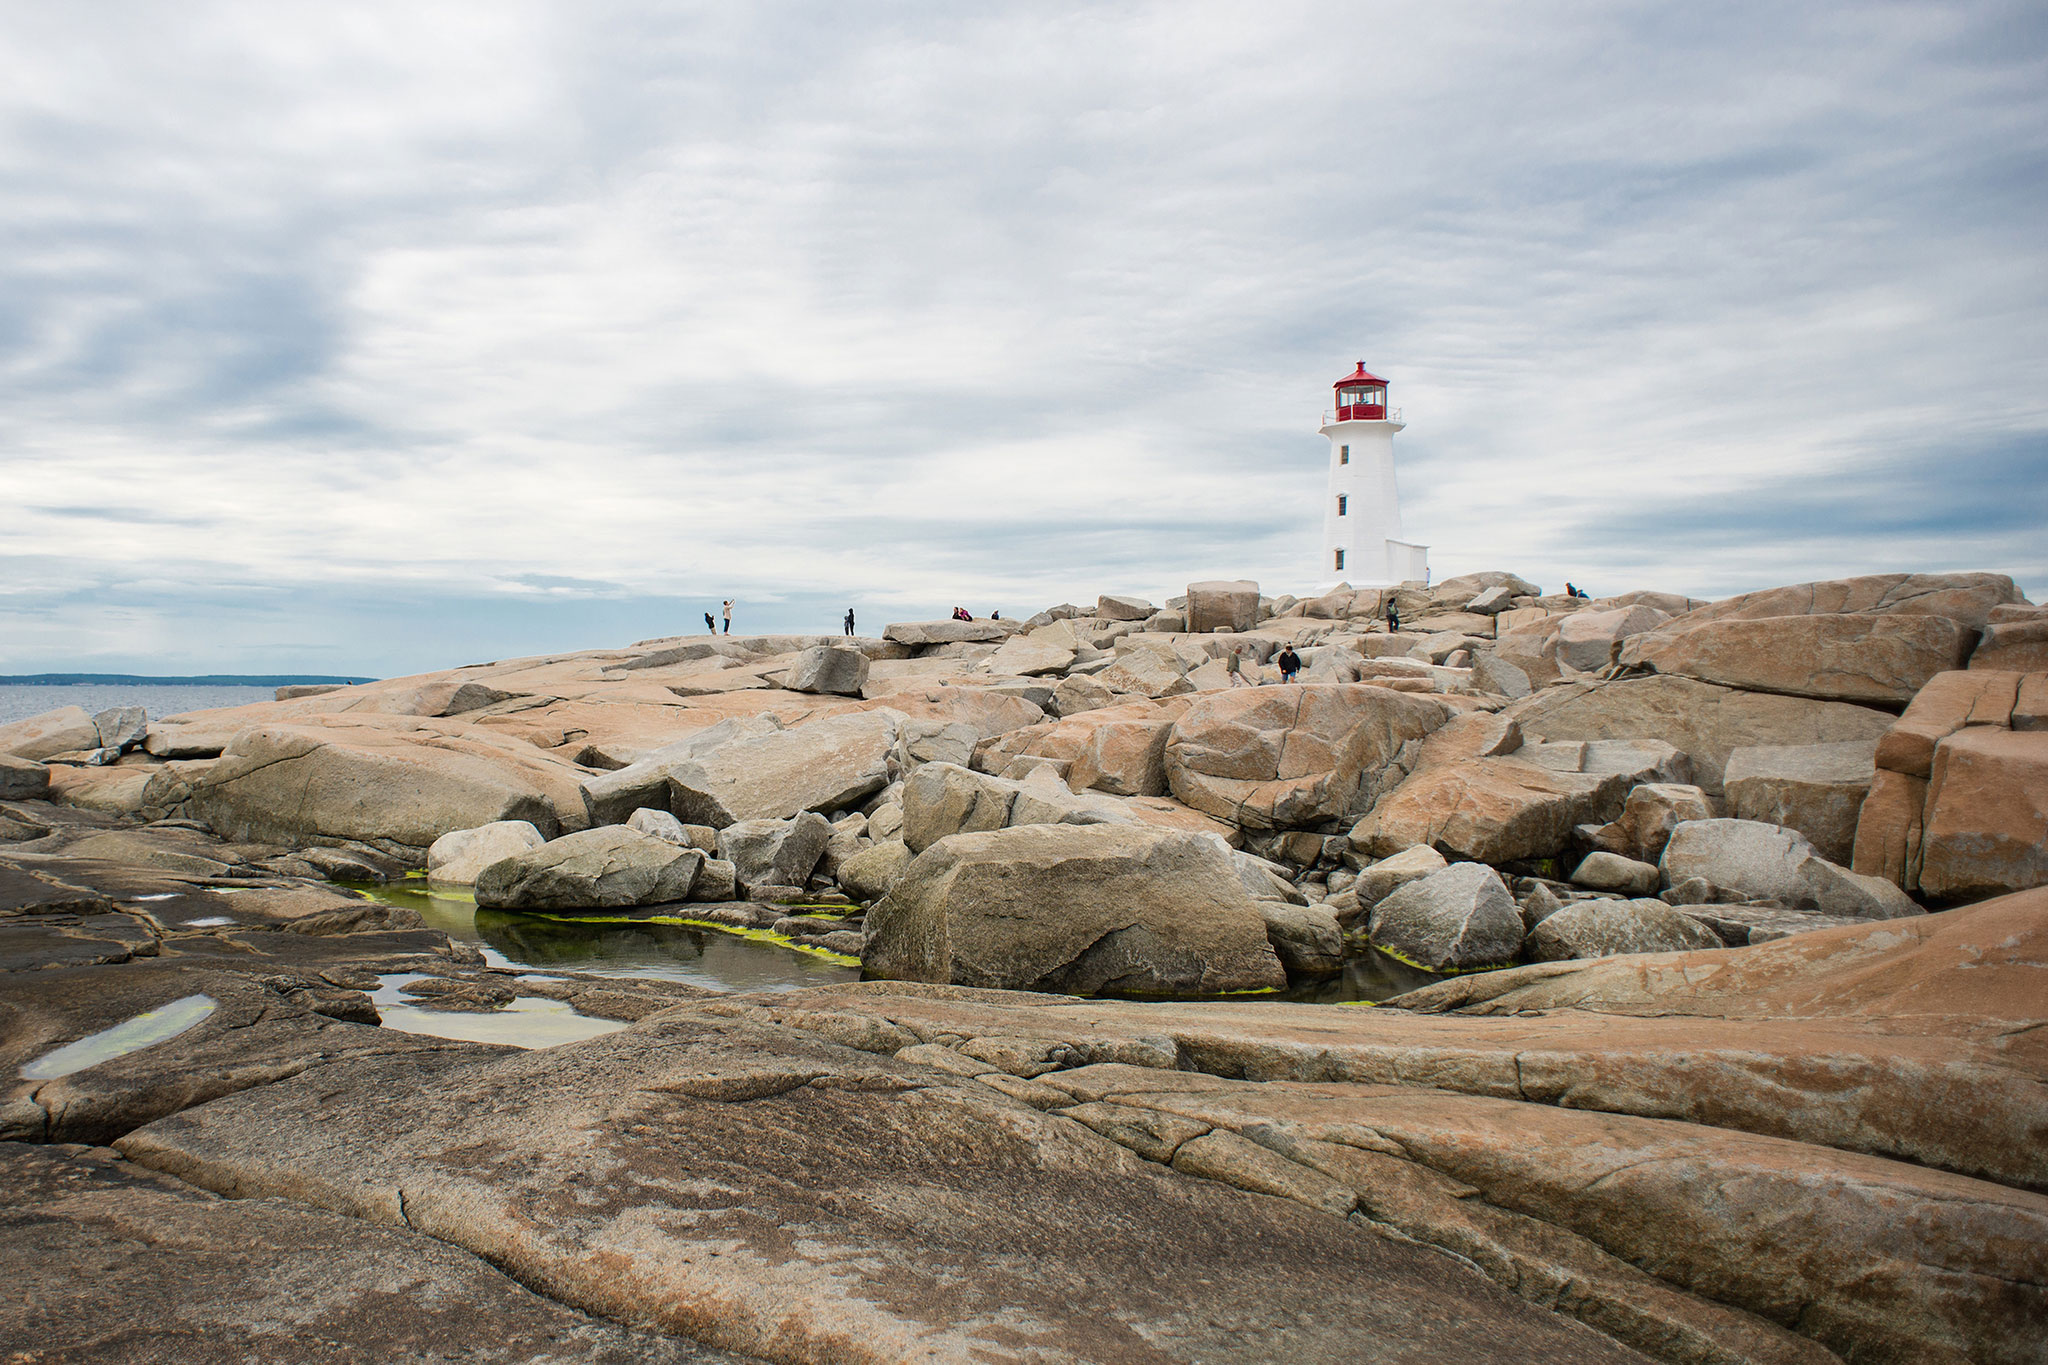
[3, 570, 2040, 982]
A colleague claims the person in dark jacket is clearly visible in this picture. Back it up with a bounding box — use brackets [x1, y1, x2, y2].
[843, 608, 856, 637]
[1276, 646, 1302, 683]
[703, 611, 716, 634]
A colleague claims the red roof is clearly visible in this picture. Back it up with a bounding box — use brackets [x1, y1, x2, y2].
[1334, 361, 1388, 389]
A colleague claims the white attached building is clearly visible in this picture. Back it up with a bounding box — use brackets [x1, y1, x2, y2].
[1318, 361, 1428, 586]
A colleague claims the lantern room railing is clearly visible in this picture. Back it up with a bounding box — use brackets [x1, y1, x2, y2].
[1327, 404, 1399, 423]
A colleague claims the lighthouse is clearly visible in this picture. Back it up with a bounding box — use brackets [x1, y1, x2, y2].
[1318, 361, 1429, 586]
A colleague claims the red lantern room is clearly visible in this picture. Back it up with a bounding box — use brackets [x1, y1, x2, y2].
[1333, 361, 1388, 421]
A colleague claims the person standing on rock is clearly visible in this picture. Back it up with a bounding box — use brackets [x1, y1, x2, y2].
[843, 608, 856, 637]
[1226, 646, 1252, 687]
[1276, 646, 1301, 683]
[703, 610, 716, 634]
[722, 600, 734, 634]
[1385, 602, 1400, 633]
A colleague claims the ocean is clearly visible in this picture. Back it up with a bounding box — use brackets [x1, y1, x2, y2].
[0, 683, 282, 727]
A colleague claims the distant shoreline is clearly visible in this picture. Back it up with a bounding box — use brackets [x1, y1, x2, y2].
[0, 673, 374, 686]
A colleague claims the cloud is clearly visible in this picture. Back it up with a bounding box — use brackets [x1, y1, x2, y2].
[0, 0, 2042, 675]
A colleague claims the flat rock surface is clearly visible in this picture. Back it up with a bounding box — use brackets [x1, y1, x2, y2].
[0, 1142, 743, 1364]
[117, 1016, 1653, 1365]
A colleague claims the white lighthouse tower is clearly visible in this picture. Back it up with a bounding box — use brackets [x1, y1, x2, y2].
[1319, 361, 1428, 585]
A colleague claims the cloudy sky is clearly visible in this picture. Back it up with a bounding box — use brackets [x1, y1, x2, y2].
[3, 1, 2044, 677]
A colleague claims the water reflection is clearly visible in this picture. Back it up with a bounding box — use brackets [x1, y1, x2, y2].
[1279, 951, 1444, 1005]
[348, 880, 861, 994]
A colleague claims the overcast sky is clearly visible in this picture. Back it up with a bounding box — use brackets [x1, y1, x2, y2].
[3, 1, 2044, 677]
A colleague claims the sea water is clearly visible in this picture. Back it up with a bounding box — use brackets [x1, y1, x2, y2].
[0, 683, 279, 726]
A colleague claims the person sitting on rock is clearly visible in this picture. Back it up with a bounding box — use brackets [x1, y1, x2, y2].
[1565, 581, 1579, 598]
[1276, 646, 1302, 683]
[952, 606, 972, 621]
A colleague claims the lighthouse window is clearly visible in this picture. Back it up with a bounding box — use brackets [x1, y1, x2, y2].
[1334, 549, 1345, 571]
[1337, 495, 1348, 516]
[1339, 445, 1350, 464]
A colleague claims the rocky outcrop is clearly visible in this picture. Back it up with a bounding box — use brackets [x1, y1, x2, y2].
[1365, 862, 1524, 972]
[1586, 782, 1717, 863]
[425, 820, 547, 885]
[1852, 669, 2048, 900]
[1164, 685, 1450, 829]
[1555, 605, 1669, 672]
[1971, 617, 2048, 671]
[589, 710, 900, 829]
[864, 824, 1286, 995]
[0, 753, 50, 802]
[474, 826, 703, 909]
[1508, 674, 1893, 793]
[883, 619, 1012, 645]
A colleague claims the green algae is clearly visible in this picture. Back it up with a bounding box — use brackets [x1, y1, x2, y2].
[518, 911, 862, 967]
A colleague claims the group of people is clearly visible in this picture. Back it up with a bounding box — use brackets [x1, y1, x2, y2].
[702, 600, 735, 635]
[1224, 643, 1302, 686]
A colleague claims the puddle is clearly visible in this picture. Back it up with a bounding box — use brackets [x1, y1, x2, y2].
[21, 994, 218, 1080]
[130, 894, 179, 903]
[182, 916, 235, 927]
[346, 880, 861, 993]
[368, 973, 625, 1050]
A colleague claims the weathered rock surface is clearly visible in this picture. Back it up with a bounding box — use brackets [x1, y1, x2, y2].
[474, 826, 703, 909]
[593, 710, 900, 829]
[1096, 647, 1193, 699]
[1971, 617, 2048, 671]
[1526, 898, 1725, 961]
[0, 1143, 736, 1365]
[1570, 851, 1661, 896]
[1366, 862, 1524, 972]
[1164, 684, 1450, 829]
[1508, 675, 1893, 793]
[1556, 605, 1670, 672]
[865, 823, 1286, 995]
[883, 618, 1011, 645]
[426, 819, 547, 885]
[1587, 782, 1719, 863]
[836, 838, 911, 901]
[1917, 726, 2048, 902]
[110, 1012, 1657, 1365]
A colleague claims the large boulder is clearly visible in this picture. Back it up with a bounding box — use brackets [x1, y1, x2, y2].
[883, 619, 1011, 646]
[1724, 740, 1877, 865]
[1661, 820, 1920, 920]
[1526, 899, 1726, 962]
[1587, 783, 1718, 864]
[902, 762, 1021, 853]
[716, 813, 832, 892]
[837, 838, 912, 901]
[187, 720, 584, 852]
[1633, 572, 2023, 632]
[1064, 713, 1176, 797]
[863, 824, 1286, 995]
[1350, 715, 1638, 865]
[93, 706, 149, 752]
[1619, 613, 1974, 705]
[1970, 618, 2048, 672]
[0, 706, 102, 761]
[1555, 606, 1670, 673]
[781, 646, 870, 696]
[425, 820, 547, 885]
[1164, 685, 1450, 830]
[589, 711, 900, 828]
[1257, 901, 1344, 978]
[1365, 862, 1524, 973]
[1096, 594, 1156, 621]
[1098, 649, 1193, 700]
[1184, 580, 1259, 634]
[984, 635, 1077, 677]
[1851, 670, 2048, 900]
[0, 753, 50, 802]
[1916, 728, 2048, 903]
[1507, 675, 1893, 793]
[1570, 852, 1661, 896]
[474, 826, 703, 909]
